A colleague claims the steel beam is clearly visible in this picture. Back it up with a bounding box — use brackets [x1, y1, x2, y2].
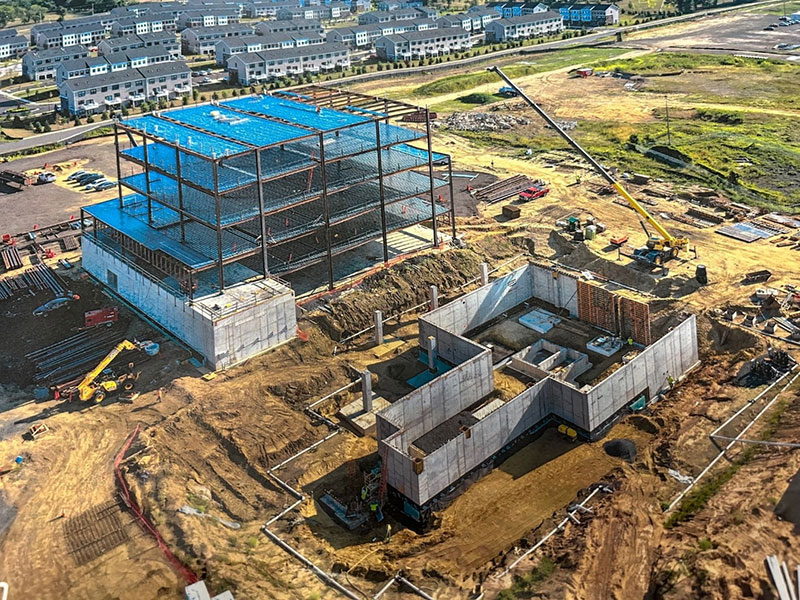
[213, 160, 224, 292]
[175, 144, 185, 242]
[255, 148, 269, 277]
[141, 132, 152, 225]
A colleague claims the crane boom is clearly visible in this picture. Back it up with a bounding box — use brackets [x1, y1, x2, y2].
[76, 339, 138, 401]
[488, 66, 688, 256]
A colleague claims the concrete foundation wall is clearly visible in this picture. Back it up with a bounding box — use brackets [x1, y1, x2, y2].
[586, 314, 698, 430]
[82, 238, 297, 370]
[377, 261, 699, 509]
[407, 377, 549, 504]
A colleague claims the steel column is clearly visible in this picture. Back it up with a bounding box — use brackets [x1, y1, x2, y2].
[141, 132, 152, 225]
[113, 123, 123, 210]
[425, 107, 438, 247]
[447, 157, 457, 241]
[175, 145, 185, 242]
[318, 132, 334, 290]
[374, 121, 389, 264]
[255, 149, 269, 277]
[212, 160, 224, 292]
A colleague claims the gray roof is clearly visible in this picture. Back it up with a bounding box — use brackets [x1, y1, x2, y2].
[26, 45, 89, 60]
[0, 28, 18, 38]
[61, 68, 146, 92]
[58, 56, 108, 72]
[104, 46, 173, 63]
[2, 35, 27, 46]
[232, 42, 348, 64]
[138, 60, 191, 78]
[381, 28, 468, 42]
[184, 23, 253, 37]
[491, 11, 562, 25]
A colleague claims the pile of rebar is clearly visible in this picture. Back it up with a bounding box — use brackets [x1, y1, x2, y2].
[1, 246, 22, 271]
[0, 264, 66, 300]
[26, 328, 128, 386]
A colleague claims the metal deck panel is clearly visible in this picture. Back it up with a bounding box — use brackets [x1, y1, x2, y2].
[84, 198, 215, 269]
[122, 115, 248, 158]
[224, 94, 370, 131]
[164, 105, 309, 147]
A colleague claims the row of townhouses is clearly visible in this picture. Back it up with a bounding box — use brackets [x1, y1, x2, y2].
[227, 41, 350, 83]
[97, 32, 180, 56]
[56, 46, 177, 85]
[484, 11, 565, 41]
[374, 28, 472, 61]
[59, 60, 192, 115]
[215, 31, 325, 64]
[181, 23, 255, 55]
[484, 1, 619, 25]
[0, 28, 28, 59]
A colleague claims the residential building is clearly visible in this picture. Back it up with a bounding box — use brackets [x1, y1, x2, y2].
[110, 14, 177, 37]
[375, 28, 471, 61]
[243, 0, 302, 18]
[59, 60, 192, 115]
[176, 9, 240, 30]
[321, 2, 353, 20]
[352, 0, 371, 11]
[392, 18, 438, 33]
[467, 6, 503, 29]
[484, 11, 563, 41]
[360, 9, 417, 23]
[277, 6, 323, 20]
[327, 24, 372, 47]
[182, 24, 254, 55]
[437, 13, 473, 31]
[31, 16, 112, 47]
[56, 46, 177, 85]
[255, 19, 324, 35]
[414, 6, 439, 19]
[552, 3, 619, 26]
[98, 32, 180, 56]
[226, 42, 350, 83]
[0, 32, 28, 59]
[215, 32, 324, 64]
[23, 45, 89, 81]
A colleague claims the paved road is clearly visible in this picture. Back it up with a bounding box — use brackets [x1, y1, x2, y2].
[0, 0, 785, 156]
[0, 120, 112, 156]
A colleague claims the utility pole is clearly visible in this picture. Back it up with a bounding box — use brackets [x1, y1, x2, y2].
[665, 95, 672, 147]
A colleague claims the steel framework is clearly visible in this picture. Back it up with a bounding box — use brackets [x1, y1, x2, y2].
[81, 86, 456, 296]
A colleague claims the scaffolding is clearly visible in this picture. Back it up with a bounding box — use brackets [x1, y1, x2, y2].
[81, 86, 456, 297]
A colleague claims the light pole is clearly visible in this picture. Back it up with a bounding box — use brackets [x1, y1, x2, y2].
[665, 95, 672, 146]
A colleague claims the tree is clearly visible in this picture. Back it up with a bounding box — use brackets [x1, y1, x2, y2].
[0, 6, 16, 29]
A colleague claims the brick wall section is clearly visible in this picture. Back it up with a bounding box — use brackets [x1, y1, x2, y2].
[618, 296, 652, 345]
[577, 280, 617, 332]
[576, 280, 652, 345]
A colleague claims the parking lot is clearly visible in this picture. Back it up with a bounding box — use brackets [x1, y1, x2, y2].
[630, 10, 800, 58]
[0, 136, 118, 234]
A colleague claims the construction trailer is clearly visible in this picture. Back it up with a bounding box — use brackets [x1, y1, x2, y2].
[81, 87, 455, 369]
[376, 261, 700, 526]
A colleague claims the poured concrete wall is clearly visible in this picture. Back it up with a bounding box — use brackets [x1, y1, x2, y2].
[377, 261, 699, 508]
[83, 237, 297, 370]
[416, 377, 550, 504]
[585, 314, 698, 430]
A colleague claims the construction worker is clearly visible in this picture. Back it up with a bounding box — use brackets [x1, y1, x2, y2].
[361, 487, 367, 501]
[370, 501, 378, 513]
[157, 387, 164, 403]
[627, 337, 633, 347]
[384, 524, 392, 543]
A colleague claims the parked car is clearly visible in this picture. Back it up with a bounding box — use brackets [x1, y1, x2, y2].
[201, 77, 212, 84]
[79, 173, 104, 185]
[93, 180, 116, 192]
[33, 293, 79, 317]
[75, 172, 100, 184]
[67, 170, 87, 181]
[37, 171, 55, 184]
[764, 26, 776, 30]
[518, 183, 550, 201]
[85, 178, 109, 190]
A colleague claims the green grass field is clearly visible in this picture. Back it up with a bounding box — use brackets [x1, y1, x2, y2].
[414, 47, 630, 98]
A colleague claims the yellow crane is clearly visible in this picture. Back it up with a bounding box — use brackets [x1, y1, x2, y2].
[489, 66, 690, 265]
[64, 339, 153, 403]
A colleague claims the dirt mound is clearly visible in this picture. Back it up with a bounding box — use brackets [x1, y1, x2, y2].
[603, 439, 637, 462]
[443, 112, 529, 132]
[313, 249, 484, 340]
[549, 232, 656, 293]
[707, 317, 761, 357]
[776, 465, 800, 532]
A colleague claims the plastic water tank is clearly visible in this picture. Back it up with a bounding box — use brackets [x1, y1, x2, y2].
[142, 341, 160, 356]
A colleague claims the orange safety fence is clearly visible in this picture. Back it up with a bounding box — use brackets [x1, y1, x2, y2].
[114, 425, 199, 584]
